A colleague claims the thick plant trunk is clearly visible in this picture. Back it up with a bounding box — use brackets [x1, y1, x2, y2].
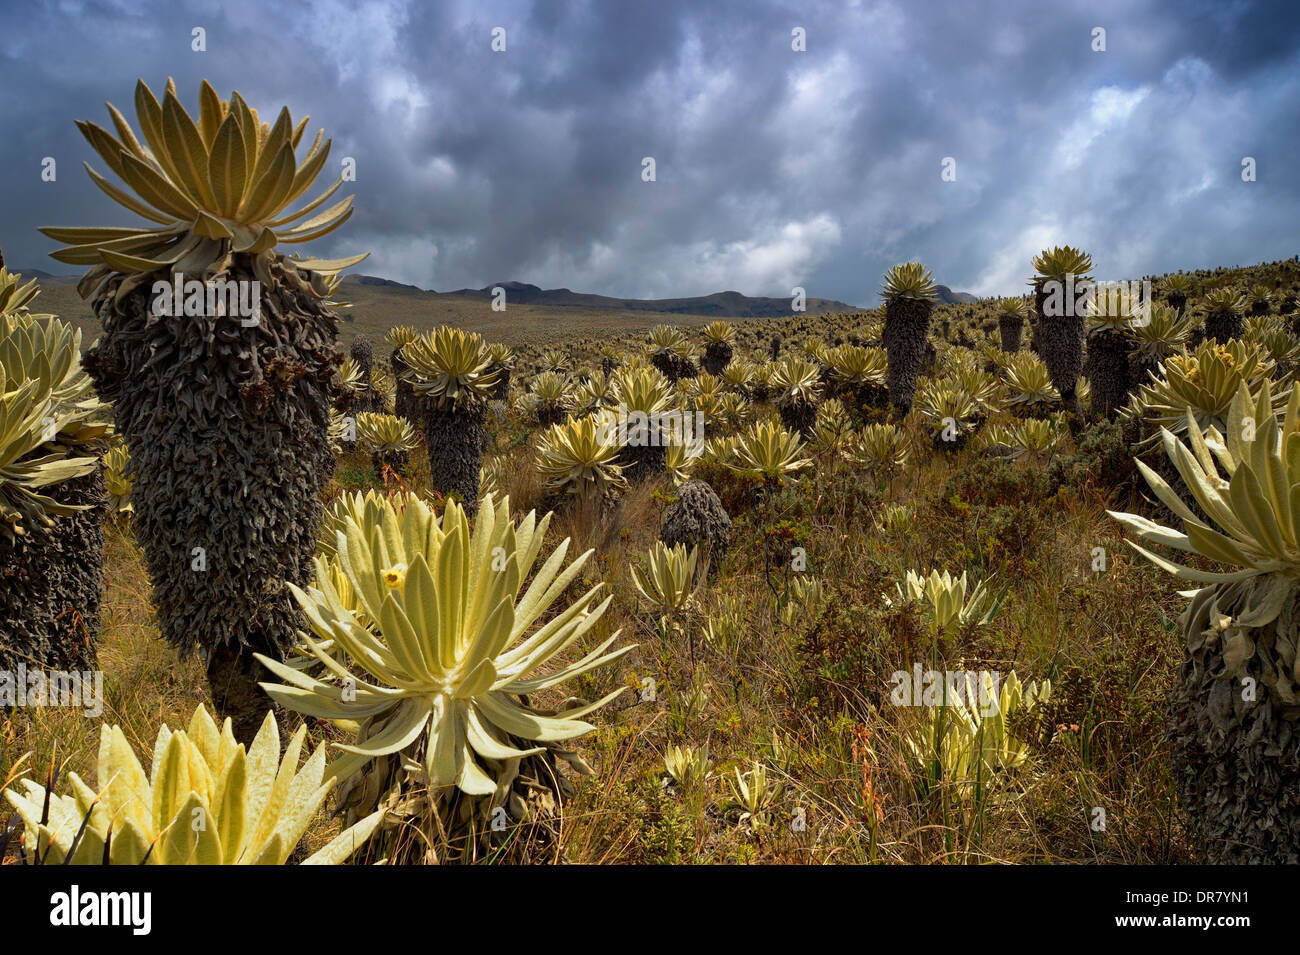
[393, 349, 419, 423]
[650, 353, 676, 382]
[1129, 351, 1162, 391]
[206, 642, 280, 744]
[425, 401, 486, 516]
[1204, 311, 1242, 344]
[651, 353, 695, 383]
[1084, 329, 1133, 421]
[1034, 289, 1085, 429]
[779, 399, 817, 437]
[998, 315, 1024, 352]
[882, 297, 932, 413]
[1029, 319, 1043, 358]
[849, 382, 889, 415]
[82, 255, 339, 742]
[537, 404, 567, 428]
[622, 443, 666, 483]
[373, 449, 410, 476]
[1168, 586, 1300, 863]
[702, 342, 732, 377]
[489, 365, 511, 402]
[349, 336, 382, 415]
[0, 466, 105, 675]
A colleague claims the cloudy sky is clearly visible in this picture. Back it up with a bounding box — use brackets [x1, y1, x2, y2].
[2, 0, 1297, 305]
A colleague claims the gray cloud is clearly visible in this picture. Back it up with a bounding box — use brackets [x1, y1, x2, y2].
[2, 0, 1296, 306]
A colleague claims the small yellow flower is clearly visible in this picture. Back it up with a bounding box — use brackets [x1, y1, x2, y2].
[382, 563, 408, 589]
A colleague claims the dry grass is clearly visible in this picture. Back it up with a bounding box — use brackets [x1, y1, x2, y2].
[21, 257, 1299, 864]
[2, 521, 205, 807]
[34, 282, 740, 355]
[1, 405, 1192, 867]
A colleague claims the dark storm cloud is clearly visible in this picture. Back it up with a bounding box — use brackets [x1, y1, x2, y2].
[1, 0, 1297, 306]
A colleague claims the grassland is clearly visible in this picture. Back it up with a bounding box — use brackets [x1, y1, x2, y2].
[4, 410, 1189, 863]
[7, 255, 1298, 864]
[33, 279, 761, 352]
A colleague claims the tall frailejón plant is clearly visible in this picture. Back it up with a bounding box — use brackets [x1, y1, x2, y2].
[40, 78, 367, 740]
[1, 270, 111, 673]
[257, 492, 632, 862]
[1202, 287, 1246, 344]
[1130, 301, 1197, 385]
[700, 321, 735, 376]
[771, 356, 821, 436]
[611, 360, 675, 482]
[1031, 246, 1092, 428]
[535, 411, 628, 505]
[400, 326, 499, 516]
[1084, 287, 1140, 421]
[880, 263, 937, 413]
[386, 325, 419, 422]
[1110, 380, 1300, 862]
[348, 335, 383, 415]
[995, 296, 1027, 352]
[1161, 273, 1195, 317]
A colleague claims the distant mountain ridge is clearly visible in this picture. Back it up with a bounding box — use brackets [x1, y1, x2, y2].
[934, 284, 978, 305]
[337, 276, 980, 311]
[425, 280, 866, 318]
[346, 274, 425, 292]
[21, 268, 977, 313]
[11, 267, 78, 285]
